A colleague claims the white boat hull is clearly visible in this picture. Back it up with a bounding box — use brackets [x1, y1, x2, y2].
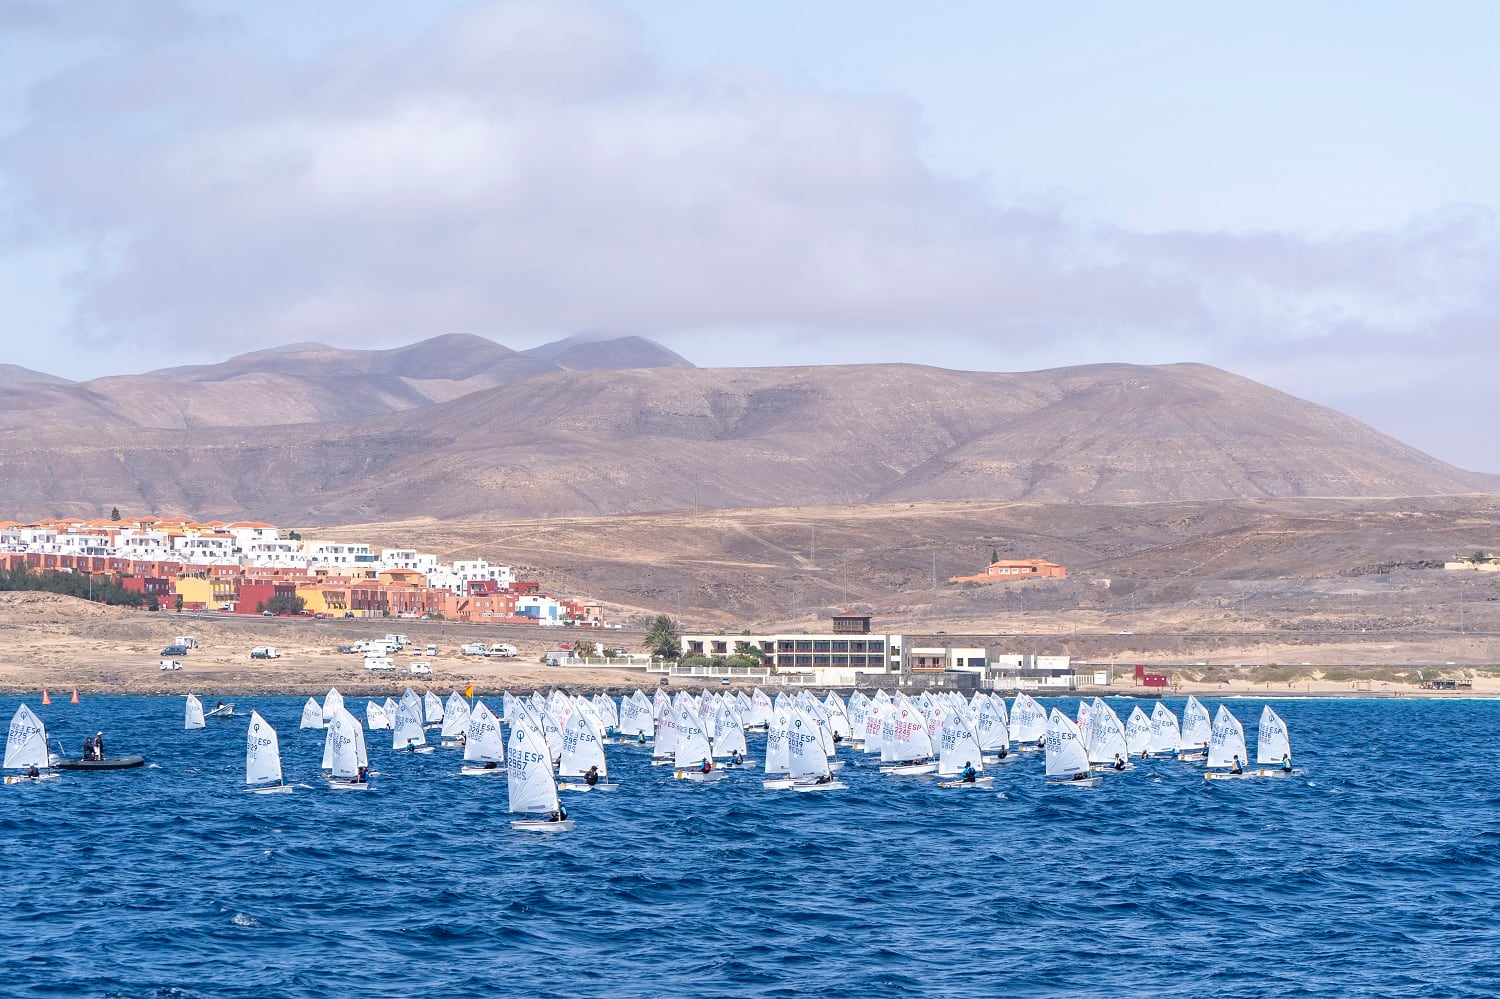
[791, 779, 848, 792]
[1048, 776, 1101, 789]
[4, 773, 60, 785]
[512, 818, 575, 832]
[880, 762, 938, 776]
[674, 769, 727, 781]
[557, 782, 592, 792]
[938, 776, 996, 789]
[328, 779, 370, 791]
[1092, 763, 1135, 773]
[247, 783, 294, 795]
[460, 765, 504, 776]
[761, 777, 796, 790]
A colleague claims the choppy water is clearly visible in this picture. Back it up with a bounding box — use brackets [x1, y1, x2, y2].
[2, 695, 1497, 998]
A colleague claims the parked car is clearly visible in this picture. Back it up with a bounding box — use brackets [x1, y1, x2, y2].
[407, 662, 432, 676]
[161, 644, 189, 656]
[159, 659, 183, 671]
[425, 644, 438, 656]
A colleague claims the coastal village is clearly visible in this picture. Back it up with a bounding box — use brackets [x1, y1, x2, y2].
[0, 515, 603, 627]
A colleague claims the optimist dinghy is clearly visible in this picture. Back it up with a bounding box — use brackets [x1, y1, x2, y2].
[785, 710, 846, 792]
[1045, 709, 1099, 789]
[4, 705, 60, 783]
[507, 718, 573, 831]
[246, 710, 293, 794]
[460, 700, 505, 775]
[1203, 705, 1250, 780]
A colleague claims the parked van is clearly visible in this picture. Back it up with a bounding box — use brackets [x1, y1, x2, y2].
[384, 634, 410, 649]
[250, 646, 280, 660]
[364, 656, 395, 671]
[461, 643, 488, 656]
[161, 643, 190, 656]
[487, 643, 518, 658]
[174, 636, 198, 650]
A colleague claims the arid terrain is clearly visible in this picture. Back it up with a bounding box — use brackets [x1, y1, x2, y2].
[5, 493, 1500, 697]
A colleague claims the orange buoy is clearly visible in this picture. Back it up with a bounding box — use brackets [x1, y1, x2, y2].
[41, 689, 51, 705]
[70, 689, 80, 704]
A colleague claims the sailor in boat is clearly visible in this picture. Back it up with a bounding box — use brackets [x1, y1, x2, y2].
[26, 765, 38, 779]
[1281, 753, 1292, 773]
[637, 733, 646, 744]
[730, 749, 743, 767]
[1113, 754, 1126, 772]
[404, 739, 417, 752]
[1140, 749, 1149, 761]
[832, 731, 843, 745]
[548, 802, 569, 823]
[458, 732, 467, 748]
[356, 766, 369, 784]
[81, 735, 95, 762]
[1068, 771, 1091, 782]
[585, 765, 600, 787]
[1036, 737, 1045, 751]
[815, 773, 834, 785]
[93, 732, 105, 760]
[997, 746, 1008, 760]
[481, 760, 498, 770]
[700, 758, 714, 774]
[959, 761, 977, 784]
[1230, 755, 1244, 775]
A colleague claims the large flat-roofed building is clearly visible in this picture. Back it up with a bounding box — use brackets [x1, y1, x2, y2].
[680, 615, 903, 673]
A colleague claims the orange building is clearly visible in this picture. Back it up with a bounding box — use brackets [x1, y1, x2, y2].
[949, 558, 1067, 584]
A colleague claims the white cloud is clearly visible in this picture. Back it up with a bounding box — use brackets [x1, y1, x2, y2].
[1, 0, 1498, 469]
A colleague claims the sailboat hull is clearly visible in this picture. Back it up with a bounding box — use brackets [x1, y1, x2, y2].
[4, 773, 60, 784]
[248, 784, 294, 795]
[791, 779, 847, 792]
[460, 765, 503, 776]
[879, 762, 938, 776]
[674, 769, 727, 781]
[328, 778, 370, 791]
[938, 776, 996, 789]
[557, 782, 593, 792]
[762, 777, 796, 790]
[1048, 776, 1101, 788]
[511, 819, 574, 832]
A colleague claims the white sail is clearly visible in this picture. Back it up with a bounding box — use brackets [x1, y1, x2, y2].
[1181, 695, 1212, 752]
[1149, 702, 1181, 754]
[787, 710, 831, 780]
[823, 693, 852, 739]
[861, 699, 885, 755]
[1011, 693, 1047, 745]
[365, 701, 391, 731]
[1256, 706, 1291, 766]
[938, 711, 984, 777]
[673, 703, 713, 769]
[327, 710, 361, 779]
[559, 710, 608, 778]
[465, 700, 505, 763]
[352, 711, 369, 768]
[423, 691, 445, 724]
[1045, 708, 1090, 778]
[393, 701, 427, 750]
[748, 688, 773, 727]
[184, 694, 206, 730]
[975, 695, 1009, 751]
[506, 717, 559, 815]
[1125, 706, 1152, 756]
[618, 691, 654, 737]
[322, 688, 344, 723]
[245, 710, 283, 787]
[764, 709, 791, 774]
[883, 697, 934, 763]
[711, 702, 748, 758]
[1086, 698, 1129, 764]
[1207, 705, 1247, 769]
[4, 704, 49, 770]
[652, 698, 678, 757]
[299, 697, 325, 729]
[441, 693, 472, 739]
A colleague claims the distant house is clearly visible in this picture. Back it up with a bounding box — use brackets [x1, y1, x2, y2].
[949, 558, 1066, 584]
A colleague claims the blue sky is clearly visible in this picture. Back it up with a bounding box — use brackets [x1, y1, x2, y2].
[1, 0, 1497, 471]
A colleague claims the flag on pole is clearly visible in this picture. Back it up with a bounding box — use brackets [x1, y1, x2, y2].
[465, 683, 474, 699]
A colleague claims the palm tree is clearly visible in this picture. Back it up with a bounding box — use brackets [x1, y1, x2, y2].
[642, 614, 681, 660]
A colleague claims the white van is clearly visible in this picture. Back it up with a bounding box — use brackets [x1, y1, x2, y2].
[461, 643, 487, 656]
[364, 655, 395, 671]
[487, 643, 518, 658]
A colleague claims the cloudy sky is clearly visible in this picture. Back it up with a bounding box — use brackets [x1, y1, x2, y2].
[2, 0, 1497, 471]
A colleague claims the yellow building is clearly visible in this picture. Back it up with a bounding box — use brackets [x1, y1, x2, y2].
[172, 576, 236, 611]
[296, 584, 350, 616]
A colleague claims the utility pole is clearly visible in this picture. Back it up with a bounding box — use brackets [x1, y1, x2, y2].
[811, 526, 816, 567]
[931, 553, 937, 590]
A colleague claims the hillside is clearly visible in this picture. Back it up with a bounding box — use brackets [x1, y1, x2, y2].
[0, 353, 1492, 524]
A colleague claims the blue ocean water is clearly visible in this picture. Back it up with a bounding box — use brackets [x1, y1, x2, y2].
[1, 694, 1497, 999]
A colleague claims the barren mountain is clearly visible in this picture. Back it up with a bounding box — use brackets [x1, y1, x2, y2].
[0, 352, 1492, 525]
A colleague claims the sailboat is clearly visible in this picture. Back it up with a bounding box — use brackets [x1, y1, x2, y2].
[879, 697, 937, 775]
[1125, 706, 1152, 759]
[423, 691, 445, 729]
[322, 688, 345, 725]
[440, 692, 471, 748]
[937, 711, 993, 789]
[299, 697, 325, 729]
[761, 709, 795, 790]
[1255, 706, 1294, 775]
[616, 690, 654, 743]
[1085, 698, 1132, 771]
[1010, 692, 1047, 749]
[1045, 708, 1098, 788]
[365, 700, 392, 731]
[246, 710, 293, 794]
[1147, 702, 1181, 757]
[1179, 695, 1212, 760]
[672, 703, 723, 781]
[558, 711, 618, 791]
[184, 694, 206, 730]
[205, 701, 236, 719]
[461, 700, 505, 775]
[508, 717, 572, 831]
[787, 710, 846, 791]
[1204, 705, 1249, 780]
[392, 701, 434, 754]
[4, 704, 58, 783]
[326, 710, 369, 790]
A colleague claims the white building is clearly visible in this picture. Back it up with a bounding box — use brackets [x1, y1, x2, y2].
[304, 542, 378, 569]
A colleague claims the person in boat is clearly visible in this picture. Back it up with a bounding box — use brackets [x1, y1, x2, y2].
[215, 701, 224, 711]
[1113, 754, 1126, 771]
[1036, 737, 1045, 750]
[960, 761, 977, 784]
[1140, 749, 1149, 761]
[730, 749, 743, 766]
[832, 732, 843, 745]
[458, 732, 467, 747]
[584, 765, 599, 787]
[93, 732, 105, 760]
[548, 802, 569, 823]
[1069, 771, 1091, 782]
[997, 746, 1008, 760]
[81, 735, 95, 762]
[26, 764, 38, 779]
[1230, 755, 1244, 775]
[404, 739, 417, 752]
[700, 757, 713, 774]
[815, 773, 833, 785]
[1280, 753, 1292, 773]
[356, 765, 369, 784]
[637, 732, 646, 744]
